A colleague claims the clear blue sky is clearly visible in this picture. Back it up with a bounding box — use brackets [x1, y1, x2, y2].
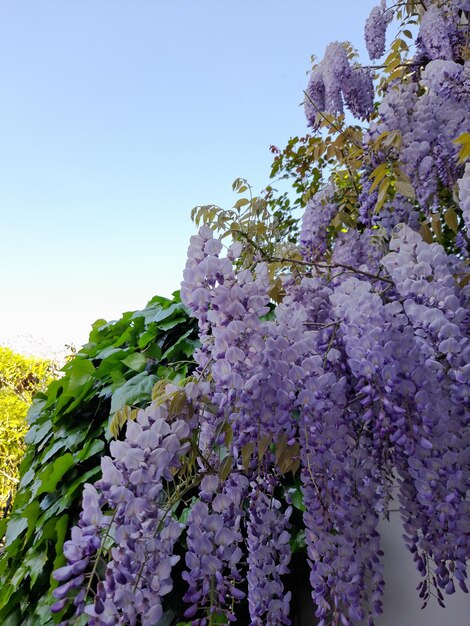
[0, 0, 376, 355]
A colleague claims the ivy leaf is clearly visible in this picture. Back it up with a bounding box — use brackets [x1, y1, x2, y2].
[75, 438, 105, 461]
[110, 372, 158, 414]
[40, 440, 66, 465]
[50, 513, 70, 590]
[121, 353, 147, 373]
[161, 330, 198, 360]
[66, 359, 95, 394]
[23, 548, 48, 586]
[36, 454, 74, 496]
[4, 517, 28, 548]
[5, 501, 40, 547]
[136, 303, 184, 325]
[23, 421, 52, 446]
[62, 467, 102, 507]
[157, 316, 187, 331]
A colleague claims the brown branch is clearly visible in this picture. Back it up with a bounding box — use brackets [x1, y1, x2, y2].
[271, 255, 394, 285]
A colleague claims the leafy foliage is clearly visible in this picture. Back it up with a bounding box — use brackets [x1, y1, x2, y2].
[0, 347, 57, 514]
[50, 3, 470, 626]
[0, 294, 197, 626]
[4, 2, 470, 626]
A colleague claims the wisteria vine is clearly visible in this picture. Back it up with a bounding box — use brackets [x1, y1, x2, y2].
[52, 2, 469, 625]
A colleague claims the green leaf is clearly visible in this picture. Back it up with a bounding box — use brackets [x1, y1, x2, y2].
[75, 438, 105, 462]
[0, 605, 21, 626]
[110, 372, 158, 414]
[18, 469, 35, 490]
[290, 529, 306, 553]
[66, 359, 95, 394]
[50, 514, 70, 588]
[40, 440, 66, 465]
[4, 517, 28, 548]
[62, 424, 91, 450]
[36, 454, 74, 496]
[23, 548, 48, 586]
[142, 343, 162, 359]
[121, 353, 147, 372]
[157, 316, 187, 331]
[138, 324, 159, 349]
[135, 303, 184, 325]
[5, 501, 40, 547]
[24, 421, 52, 446]
[94, 346, 124, 360]
[109, 369, 127, 387]
[162, 329, 198, 360]
[63, 466, 102, 506]
[26, 397, 47, 425]
[155, 610, 177, 626]
[289, 486, 305, 512]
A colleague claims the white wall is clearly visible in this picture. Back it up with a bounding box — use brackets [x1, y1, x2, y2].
[298, 501, 469, 626]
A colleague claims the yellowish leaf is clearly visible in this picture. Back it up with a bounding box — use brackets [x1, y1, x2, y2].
[369, 163, 388, 193]
[420, 222, 433, 244]
[454, 132, 470, 164]
[241, 441, 255, 470]
[234, 198, 250, 209]
[431, 214, 441, 238]
[374, 178, 390, 213]
[169, 390, 187, 417]
[395, 180, 415, 198]
[444, 208, 459, 234]
[219, 455, 233, 481]
[258, 434, 271, 462]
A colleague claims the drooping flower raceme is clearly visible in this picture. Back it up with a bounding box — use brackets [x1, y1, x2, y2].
[365, 1, 392, 60]
[53, 4, 470, 625]
[246, 475, 292, 626]
[53, 400, 193, 625]
[304, 42, 374, 126]
[183, 473, 248, 625]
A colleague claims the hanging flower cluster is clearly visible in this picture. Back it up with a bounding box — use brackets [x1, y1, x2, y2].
[52, 2, 469, 625]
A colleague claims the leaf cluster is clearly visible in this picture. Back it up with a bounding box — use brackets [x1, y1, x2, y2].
[0, 348, 57, 515]
[0, 294, 198, 626]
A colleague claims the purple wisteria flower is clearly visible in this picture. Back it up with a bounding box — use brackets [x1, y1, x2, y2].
[52, 400, 193, 625]
[418, 4, 460, 61]
[182, 474, 248, 624]
[300, 184, 337, 261]
[246, 475, 292, 625]
[304, 41, 373, 125]
[364, 1, 392, 60]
